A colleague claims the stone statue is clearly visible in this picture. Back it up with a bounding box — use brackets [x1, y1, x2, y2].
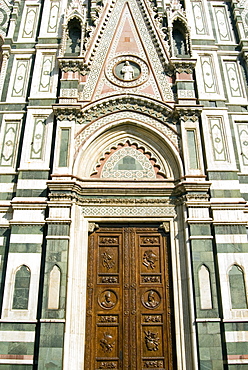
[121, 61, 134, 80]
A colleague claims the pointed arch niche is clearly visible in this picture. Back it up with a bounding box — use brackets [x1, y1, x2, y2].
[12, 265, 31, 310]
[198, 264, 212, 310]
[74, 120, 183, 182]
[229, 264, 248, 309]
[48, 265, 61, 310]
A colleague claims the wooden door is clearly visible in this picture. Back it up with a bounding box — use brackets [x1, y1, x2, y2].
[85, 225, 175, 370]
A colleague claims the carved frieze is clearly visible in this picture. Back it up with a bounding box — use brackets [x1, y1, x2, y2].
[98, 315, 118, 323]
[99, 362, 117, 369]
[143, 360, 163, 368]
[143, 315, 162, 323]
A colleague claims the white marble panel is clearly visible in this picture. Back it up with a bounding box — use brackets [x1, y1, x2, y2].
[0, 331, 35, 342]
[225, 331, 248, 342]
[10, 234, 43, 244]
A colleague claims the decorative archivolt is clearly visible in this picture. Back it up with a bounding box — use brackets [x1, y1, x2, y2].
[91, 139, 168, 179]
[73, 120, 183, 180]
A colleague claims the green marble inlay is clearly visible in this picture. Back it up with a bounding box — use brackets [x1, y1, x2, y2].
[187, 130, 199, 169]
[58, 129, 70, 167]
[0, 366, 33, 369]
[214, 224, 247, 235]
[229, 265, 247, 309]
[0, 341, 34, 355]
[216, 243, 248, 253]
[19, 171, 49, 180]
[11, 225, 43, 234]
[12, 265, 31, 310]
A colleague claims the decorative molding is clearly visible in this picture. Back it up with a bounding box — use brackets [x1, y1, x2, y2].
[81, 205, 175, 217]
[0, 0, 12, 39]
[53, 105, 81, 121]
[170, 59, 197, 74]
[173, 106, 202, 122]
[53, 96, 177, 126]
[80, 198, 172, 205]
[74, 110, 180, 152]
[58, 58, 90, 74]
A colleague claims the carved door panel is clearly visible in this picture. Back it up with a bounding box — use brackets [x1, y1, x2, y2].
[85, 226, 174, 370]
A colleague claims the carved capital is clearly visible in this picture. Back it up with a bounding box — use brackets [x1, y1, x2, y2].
[88, 222, 99, 233]
[173, 105, 203, 121]
[58, 58, 90, 74]
[53, 104, 82, 122]
[170, 58, 197, 74]
[159, 222, 170, 232]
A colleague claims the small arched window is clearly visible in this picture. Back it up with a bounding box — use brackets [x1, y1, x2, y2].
[12, 265, 31, 310]
[65, 18, 81, 56]
[172, 21, 189, 57]
[198, 265, 212, 309]
[229, 265, 247, 309]
[48, 265, 61, 309]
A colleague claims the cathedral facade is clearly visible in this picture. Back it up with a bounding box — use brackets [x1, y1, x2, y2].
[0, 0, 247, 368]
